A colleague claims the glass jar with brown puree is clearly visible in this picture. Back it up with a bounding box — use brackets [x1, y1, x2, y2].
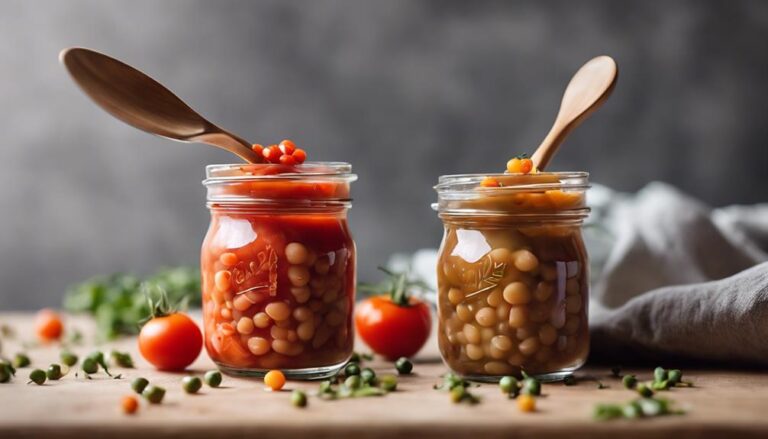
[433, 172, 590, 381]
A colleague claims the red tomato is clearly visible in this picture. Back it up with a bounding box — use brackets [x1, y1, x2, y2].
[139, 313, 202, 371]
[355, 295, 431, 360]
[35, 308, 63, 342]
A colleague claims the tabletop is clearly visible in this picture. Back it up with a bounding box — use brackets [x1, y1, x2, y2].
[1, 312, 767, 439]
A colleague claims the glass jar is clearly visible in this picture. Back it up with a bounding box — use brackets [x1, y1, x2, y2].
[433, 172, 590, 381]
[201, 162, 357, 379]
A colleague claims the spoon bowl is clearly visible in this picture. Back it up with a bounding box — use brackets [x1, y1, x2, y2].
[60, 47, 262, 163]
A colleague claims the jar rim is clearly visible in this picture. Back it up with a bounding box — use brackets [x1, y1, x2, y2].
[203, 161, 357, 186]
[435, 171, 589, 192]
[433, 171, 590, 221]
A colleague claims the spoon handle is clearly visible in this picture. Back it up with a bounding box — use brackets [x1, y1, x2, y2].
[531, 56, 618, 171]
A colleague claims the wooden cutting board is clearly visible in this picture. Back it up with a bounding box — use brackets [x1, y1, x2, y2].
[1, 312, 767, 439]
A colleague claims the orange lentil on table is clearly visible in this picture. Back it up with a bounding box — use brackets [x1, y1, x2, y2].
[122, 395, 139, 415]
[265, 370, 286, 391]
[517, 394, 536, 412]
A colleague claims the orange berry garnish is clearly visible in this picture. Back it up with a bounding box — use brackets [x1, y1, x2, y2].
[251, 144, 264, 155]
[264, 370, 286, 391]
[480, 177, 501, 188]
[292, 148, 307, 164]
[262, 145, 282, 163]
[506, 155, 534, 174]
[122, 395, 139, 415]
[279, 154, 297, 166]
[279, 139, 296, 155]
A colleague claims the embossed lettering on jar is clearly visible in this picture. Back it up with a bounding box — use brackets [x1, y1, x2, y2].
[433, 172, 590, 381]
[201, 163, 357, 379]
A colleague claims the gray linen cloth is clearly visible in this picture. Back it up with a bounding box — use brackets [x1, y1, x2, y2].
[391, 182, 768, 365]
[586, 182, 768, 365]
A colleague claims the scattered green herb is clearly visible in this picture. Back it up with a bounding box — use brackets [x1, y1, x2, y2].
[594, 397, 683, 421]
[611, 366, 622, 377]
[63, 267, 201, 340]
[434, 373, 479, 404]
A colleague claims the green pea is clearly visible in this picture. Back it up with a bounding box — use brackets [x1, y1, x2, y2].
[28, 369, 46, 385]
[360, 368, 376, 385]
[0, 366, 10, 383]
[291, 389, 307, 407]
[344, 362, 360, 377]
[143, 385, 166, 404]
[60, 351, 78, 367]
[622, 401, 642, 419]
[344, 375, 362, 390]
[638, 397, 667, 416]
[13, 353, 31, 368]
[667, 369, 682, 385]
[636, 383, 654, 398]
[521, 377, 541, 396]
[594, 403, 623, 420]
[87, 351, 104, 364]
[204, 370, 222, 388]
[450, 385, 467, 403]
[110, 351, 134, 368]
[46, 364, 63, 380]
[349, 352, 361, 363]
[622, 374, 637, 389]
[653, 367, 667, 382]
[131, 377, 149, 394]
[499, 376, 518, 394]
[651, 380, 670, 391]
[81, 358, 98, 374]
[379, 374, 398, 392]
[0, 361, 15, 383]
[563, 374, 577, 386]
[181, 376, 202, 394]
[395, 357, 413, 375]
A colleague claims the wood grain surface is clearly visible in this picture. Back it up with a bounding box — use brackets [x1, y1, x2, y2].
[1, 312, 767, 439]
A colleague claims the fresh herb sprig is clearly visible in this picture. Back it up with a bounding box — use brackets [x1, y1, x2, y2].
[63, 267, 200, 340]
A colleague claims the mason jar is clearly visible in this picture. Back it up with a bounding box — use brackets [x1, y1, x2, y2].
[201, 162, 357, 379]
[433, 172, 590, 381]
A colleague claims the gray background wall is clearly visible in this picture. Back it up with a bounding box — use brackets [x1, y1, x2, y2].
[1, 0, 767, 309]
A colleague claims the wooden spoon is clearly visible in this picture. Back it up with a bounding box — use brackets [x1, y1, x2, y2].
[531, 56, 618, 171]
[60, 47, 263, 163]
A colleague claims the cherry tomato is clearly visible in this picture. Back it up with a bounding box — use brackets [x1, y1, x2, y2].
[355, 295, 431, 360]
[139, 313, 202, 371]
[35, 308, 63, 342]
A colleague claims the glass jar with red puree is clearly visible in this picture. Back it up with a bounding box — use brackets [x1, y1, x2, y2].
[201, 162, 357, 379]
[433, 172, 590, 381]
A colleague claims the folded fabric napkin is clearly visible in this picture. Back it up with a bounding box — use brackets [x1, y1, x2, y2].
[391, 182, 768, 366]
